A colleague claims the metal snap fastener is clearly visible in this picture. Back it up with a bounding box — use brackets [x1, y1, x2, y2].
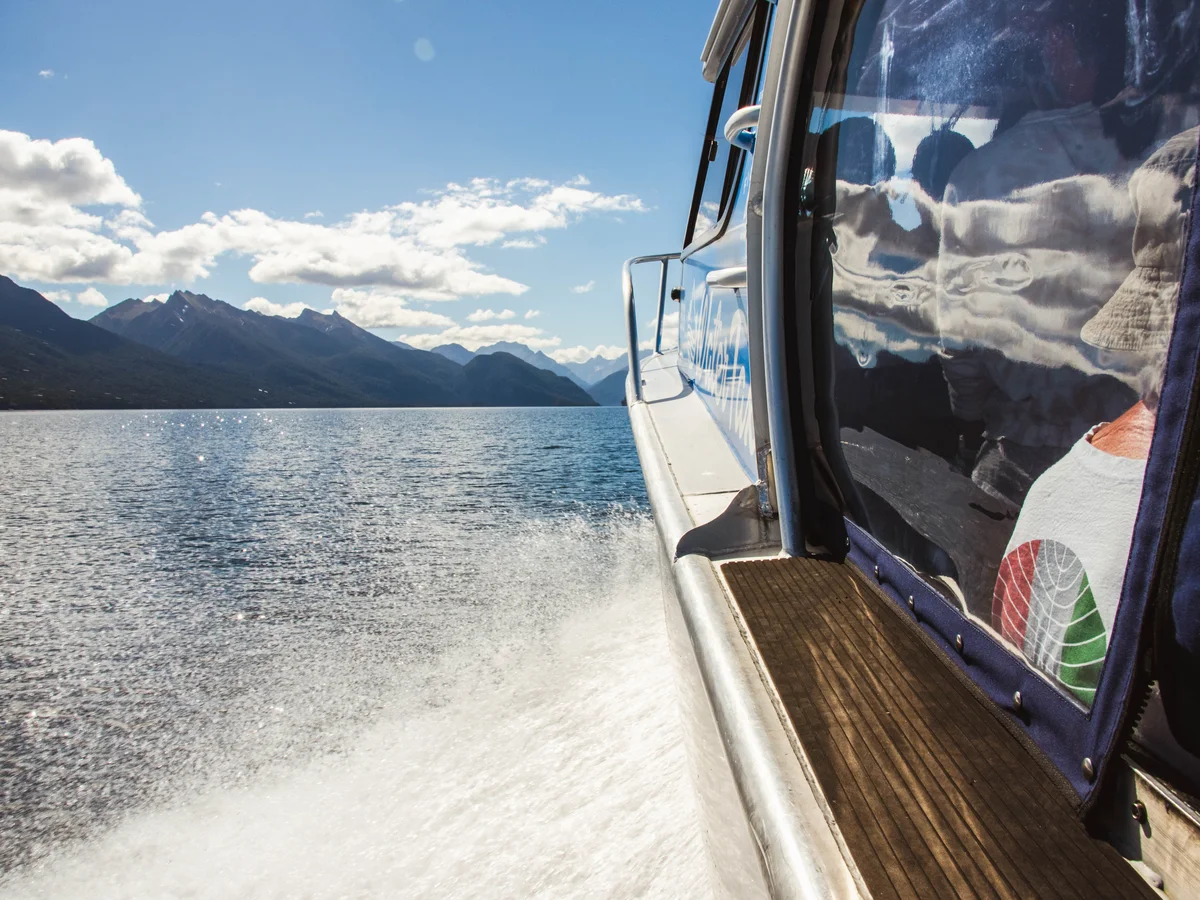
[1012, 691, 1022, 712]
[1082, 758, 1095, 781]
[1132, 800, 1146, 822]
[907, 595, 914, 610]
[954, 634, 964, 653]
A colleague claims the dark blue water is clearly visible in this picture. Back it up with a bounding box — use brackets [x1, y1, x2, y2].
[0, 408, 707, 899]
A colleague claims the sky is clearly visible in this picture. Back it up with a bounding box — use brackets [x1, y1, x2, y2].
[0, 0, 714, 361]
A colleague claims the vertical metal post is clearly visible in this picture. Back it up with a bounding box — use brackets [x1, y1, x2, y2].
[654, 259, 670, 354]
[759, 0, 812, 557]
[622, 257, 643, 403]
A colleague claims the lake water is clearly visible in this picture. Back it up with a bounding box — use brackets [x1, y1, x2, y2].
[0, 408, 709, 899]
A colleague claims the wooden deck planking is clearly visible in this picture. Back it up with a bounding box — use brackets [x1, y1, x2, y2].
[722, 556, 1157, 900]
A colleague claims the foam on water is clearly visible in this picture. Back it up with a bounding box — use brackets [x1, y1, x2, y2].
[0, 516, 710, 900]
[0, 410, 710, 899]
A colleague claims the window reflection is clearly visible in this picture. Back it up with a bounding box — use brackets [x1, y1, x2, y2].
[696, 32, 752, 238]
[819, 0, 1200, 706]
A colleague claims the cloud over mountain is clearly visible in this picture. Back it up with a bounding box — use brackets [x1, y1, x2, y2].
[244, 297, 313, 318]
[0, 131, 644, 307]
[550, 344, 626, 364]
[400, 323, 560, 352]
[328, 288, 457, 329]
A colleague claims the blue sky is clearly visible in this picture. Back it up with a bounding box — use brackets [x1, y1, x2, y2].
[0, 0, 713, 360]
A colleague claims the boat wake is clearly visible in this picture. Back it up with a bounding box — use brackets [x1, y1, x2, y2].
[0, 517, 710, 900]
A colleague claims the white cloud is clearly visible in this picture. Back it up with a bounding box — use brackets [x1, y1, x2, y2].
[524, 309, 540, 319]
[466, 308, 516, 322]
[550, 344, 626, 364]
[640, 310, 680, 350]
[0, 131, 645, 301]
[39, 70, 54, 79]
[330, 287, 456, 329]
[399, 323, 561, 352]
[571, 279, 596, 294]
[0, 130, 141, 227]
[144, 293, 170, 303]
[244, 297, 312, 318]
[41, 287, 111, 307]
[695, 200, 719, 234]
[303, 210, 323, 219]
[501, 236, 546, 249]
[646, 310, 680, 330]
[392, 177, 644, 250]
[107, 209, 530, 295]
[414, 38, 435, 62]
[75, 286, 109, 307]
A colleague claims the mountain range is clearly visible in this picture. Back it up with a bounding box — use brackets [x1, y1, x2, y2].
[0, 277, 603, 410]
[431, 342, 643, 405]
[586, 368, 630, 406]
[432, 341, 629, 389]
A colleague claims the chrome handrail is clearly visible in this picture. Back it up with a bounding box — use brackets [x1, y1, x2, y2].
[723, 104, 761, 152]
[622, 252, 680, 403]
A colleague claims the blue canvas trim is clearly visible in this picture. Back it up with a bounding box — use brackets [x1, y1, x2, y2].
[1092, 126, 1200, 790]
[844, 128, 1200, 810]
[1147, 130, 1200, 756]
[846, 523, 1090, 806]
[1159, 461, 1200, 753]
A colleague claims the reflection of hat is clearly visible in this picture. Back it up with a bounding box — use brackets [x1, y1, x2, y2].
[1082, 127, 1198, 351]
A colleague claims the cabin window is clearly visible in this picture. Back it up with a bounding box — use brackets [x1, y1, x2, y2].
[686, 17, 759, 246]
[815, 0, 1200, 707]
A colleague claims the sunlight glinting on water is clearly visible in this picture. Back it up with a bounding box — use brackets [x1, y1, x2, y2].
[0, 409, 711, 900]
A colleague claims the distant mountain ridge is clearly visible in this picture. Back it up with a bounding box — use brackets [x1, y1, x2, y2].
[433, 340, 588, 388]
[587, 368, 629, 406]
[433, 341, 637, 388]
[563, 354, 629, 386]
[92, 290, 467, 407]
[0, 278, 595, 409]
[430, 342, 476, 366]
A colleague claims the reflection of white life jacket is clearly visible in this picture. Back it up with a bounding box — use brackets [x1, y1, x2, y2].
[991, 428, 1146, 705]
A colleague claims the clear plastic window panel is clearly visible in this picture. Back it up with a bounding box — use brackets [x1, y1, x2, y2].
[696, 32, 752, 236]
[820, 0, 1200, 706]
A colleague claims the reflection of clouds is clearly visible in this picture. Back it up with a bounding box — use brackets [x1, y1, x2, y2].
[679, 281, 755, 472]
[694, 201, 720, 236]
[833, 307, 935, 368]
[830, 168, 1145, 384]
[829, 179, 942, 362]
[706, 222, 747, 267]
[937, 172, 1135, 374]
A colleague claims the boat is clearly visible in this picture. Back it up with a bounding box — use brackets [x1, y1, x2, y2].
[622, 0, 1200, 896]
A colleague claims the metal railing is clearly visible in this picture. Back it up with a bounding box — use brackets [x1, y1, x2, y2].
[622, 252, 680, 403]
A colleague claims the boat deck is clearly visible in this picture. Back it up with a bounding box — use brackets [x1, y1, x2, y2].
[721, 556, 1156, 900]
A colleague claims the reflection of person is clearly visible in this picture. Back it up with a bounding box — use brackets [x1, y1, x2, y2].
[928, 0, 1196, 506]
[991, 128, 1197, 705]
[934, 110, 1142, 504]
